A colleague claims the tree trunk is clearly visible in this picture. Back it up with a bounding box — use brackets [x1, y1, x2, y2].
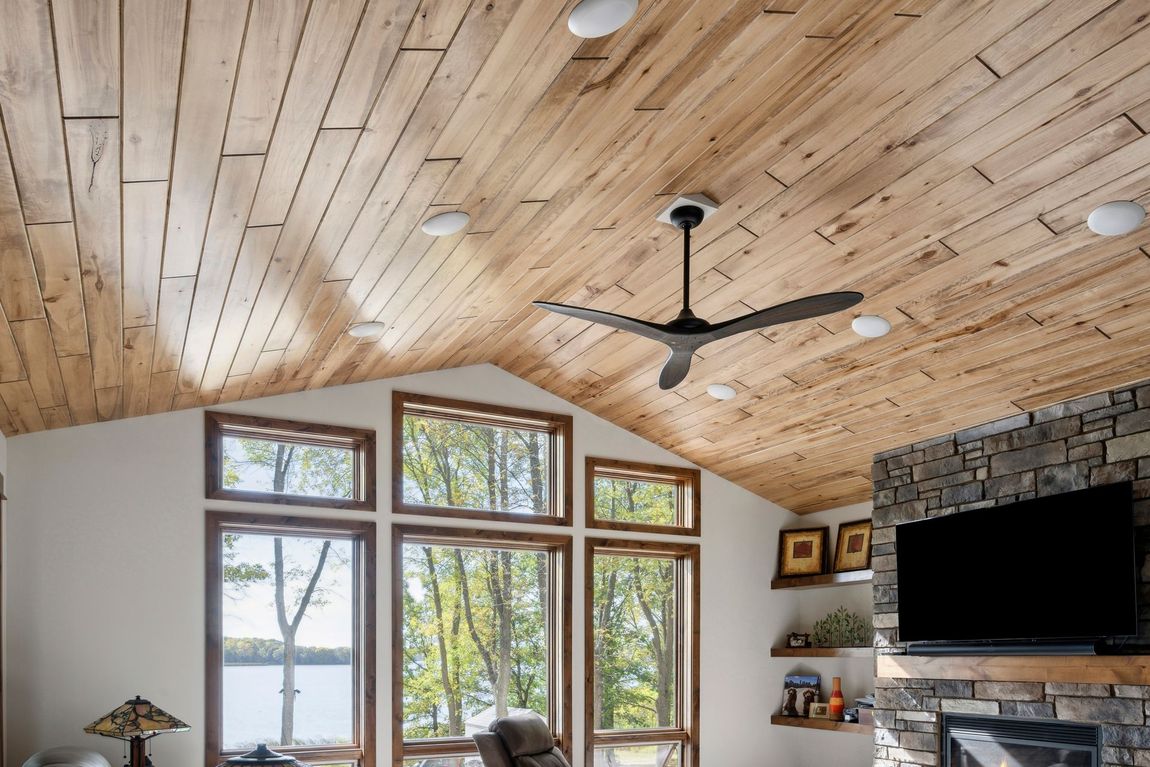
[424, 547, 463, 736]
[274, 534, 330, 746]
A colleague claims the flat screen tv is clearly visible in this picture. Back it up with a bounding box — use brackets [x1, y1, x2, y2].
[896, 482, 1138, 648]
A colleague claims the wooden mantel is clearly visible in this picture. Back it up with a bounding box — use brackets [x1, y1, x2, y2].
[877, 654, 1150, 685]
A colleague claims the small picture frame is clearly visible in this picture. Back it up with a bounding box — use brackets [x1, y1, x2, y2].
[777, 526, 829, 578]
[809, 702, 830, 719]
[781, 674, 821, 718]
[786, 632, 812, 648]
[833, 519, 873, 573]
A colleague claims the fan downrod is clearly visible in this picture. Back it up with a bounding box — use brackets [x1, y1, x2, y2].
[669, 204, 704, 230]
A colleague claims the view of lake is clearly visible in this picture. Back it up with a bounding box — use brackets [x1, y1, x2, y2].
[223, 664, 353, 749]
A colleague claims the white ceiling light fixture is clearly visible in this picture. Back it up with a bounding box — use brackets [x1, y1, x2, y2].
[707, 383, 737, 401]
[851, 315, 891, 338]
[1087, 201, 1145, 236]
[421, 211, 470, 236]
[568, 0, 638, 38]
[347, 321, 386, 338]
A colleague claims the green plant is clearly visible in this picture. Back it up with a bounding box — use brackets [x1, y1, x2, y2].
[811, 606, 871, 647]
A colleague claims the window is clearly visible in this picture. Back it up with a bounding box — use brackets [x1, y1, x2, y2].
[586, 539, 699, 767]
[205, 412, 376, 510]
[393, 525, 572, 767]
[586, 458, 701, 535]
[206, 512, 376, 767]
[393, 392, 572, 524]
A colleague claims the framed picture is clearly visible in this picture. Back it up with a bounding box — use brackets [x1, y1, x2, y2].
[777, 526, 829, 578]
[810, 702, 830, 719]
[781, 674, 821, 718]
[833, 519, 873, 573]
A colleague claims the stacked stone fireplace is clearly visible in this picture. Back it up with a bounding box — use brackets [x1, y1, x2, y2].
[871, 381, 1150, 767]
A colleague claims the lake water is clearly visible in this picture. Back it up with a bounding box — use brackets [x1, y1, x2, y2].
[223, 664, 353, 748]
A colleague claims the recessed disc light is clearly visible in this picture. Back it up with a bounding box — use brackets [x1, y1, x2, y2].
[706, 383, 737, 401]
[347, 321, 386, 338]
[568, 0, 637, 38]
[851, 315, 891, 338]
[1087, 201, 1145, 236]
[421, 211, 470, 236]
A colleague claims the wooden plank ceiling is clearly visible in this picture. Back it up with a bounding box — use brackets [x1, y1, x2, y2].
[0, 0, 1149, 512]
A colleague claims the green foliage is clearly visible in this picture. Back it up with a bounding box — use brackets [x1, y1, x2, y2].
[224, 637, 351, 665]
[223, 436, 354, 499]
[811, 606, 871, 647]
[592, 477, 676, 526]
[401, 415, 549, 513]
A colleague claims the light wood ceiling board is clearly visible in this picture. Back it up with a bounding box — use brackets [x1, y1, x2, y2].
[196, 388, 221, 407]
[27, 223, 89, 356]
[223, 0, 309, 156]
[1129, 98, 1150, 133]
[65, 119, 122, 389]
[326, 0, 525, 280]
[284, 294, 362, 388]
[9, 319, 66, 409]
[175, 155, 264, 394]
[0, 302, 28, 384]
[1040, 162, 1150, 233]
[199, 225, 281, 392]
[57, 354, 98, 424]
[402, 0, 473, 49]
[979, 0, 1117, 78]
[0, 128, 46, 324]
[162, 0, 249, 278]
[0, 0, 71, 223]
[230, 129, 359, 374]
[151, 276, 196, 373]
[122, 324, 155, 418]
[219, 374, 249, 405]
[439, 58, 598, 209]
[0, 380, 45, 433]
[95, 385, 122, 421]
[122, 0, 186, 181]
[51, 0, 119, 117]
[324, 0, 421, 128]
[122, 181, 167, 327]
[428, 1, 573, 159]
[147, 370, 177, 415]
[242, 348, 284, 400]
[247, 0, 367, 226]
[311, 49, 441, 282]
[1026, 268, 1150, 327]
[39, 405, 72, 429]
[264, 279, 351, 395]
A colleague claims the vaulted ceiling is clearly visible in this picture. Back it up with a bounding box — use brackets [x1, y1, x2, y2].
[0, 0, 1148, 512]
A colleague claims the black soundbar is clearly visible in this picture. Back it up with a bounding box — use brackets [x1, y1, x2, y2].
[906, 640, 1101, 656]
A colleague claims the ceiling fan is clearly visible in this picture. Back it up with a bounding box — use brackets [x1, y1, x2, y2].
[533, 202, 864, 390]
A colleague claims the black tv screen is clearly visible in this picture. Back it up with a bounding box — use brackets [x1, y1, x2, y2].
[896, 482, 1138, 644]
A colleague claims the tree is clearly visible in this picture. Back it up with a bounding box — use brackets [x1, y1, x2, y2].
[222, 438, 351, 746]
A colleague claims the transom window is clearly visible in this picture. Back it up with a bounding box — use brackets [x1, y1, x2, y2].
[393, 525, 572, 767]
[206, 512, 375, 767]
[587, 538, 699, 767]
[393, 392, 572, 524]
[205, 412, 376, 510]
[586, 458, 701, 535]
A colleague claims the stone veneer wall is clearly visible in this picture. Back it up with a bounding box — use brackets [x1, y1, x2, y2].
[870, 381, 1150, 767]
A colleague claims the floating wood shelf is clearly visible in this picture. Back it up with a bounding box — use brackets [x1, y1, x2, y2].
[770, 570, 873, 590]
[772, 646, 874, 658]
[877, 654, 1150, 684]
[770, 715, 873, 734]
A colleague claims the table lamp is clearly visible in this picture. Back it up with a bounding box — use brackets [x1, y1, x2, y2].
[84, 696, 190, 767]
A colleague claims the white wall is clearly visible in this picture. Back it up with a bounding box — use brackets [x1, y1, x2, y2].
[772, 502, 875, 767]
[4, 364, 805, 767]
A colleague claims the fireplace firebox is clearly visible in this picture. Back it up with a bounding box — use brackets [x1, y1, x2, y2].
[943, 715, 1100, 767]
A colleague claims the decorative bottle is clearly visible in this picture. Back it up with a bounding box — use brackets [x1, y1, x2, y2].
[829, 676, 845, 721]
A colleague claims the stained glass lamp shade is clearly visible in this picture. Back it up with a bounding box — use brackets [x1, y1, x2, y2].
[85, 697, 189, 767]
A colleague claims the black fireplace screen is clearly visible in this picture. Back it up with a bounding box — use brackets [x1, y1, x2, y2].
[943, 715, 1100, 767]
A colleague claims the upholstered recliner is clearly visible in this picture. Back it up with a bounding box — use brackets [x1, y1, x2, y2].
[472, 713, 569, 767]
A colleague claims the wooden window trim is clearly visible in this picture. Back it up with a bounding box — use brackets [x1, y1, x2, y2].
[585, 457, 701, 536]
[585, 537, 700, 767]
[205, 411, 377, 510]
[205, 511, 376, 767]
[392, 524, 573, 767]
[392, 392, 573, 525]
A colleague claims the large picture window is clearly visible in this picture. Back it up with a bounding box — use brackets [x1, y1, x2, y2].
[586, 458, 701, 536]
[393, 525, 572, 766]
[205, 412, 376, 510]
[586, 538, 699, 767]
[206, 512, 375, 767]
[392, 392, 572, 524]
